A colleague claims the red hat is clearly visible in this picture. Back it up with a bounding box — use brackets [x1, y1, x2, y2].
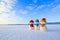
[30, 20, 34, 23]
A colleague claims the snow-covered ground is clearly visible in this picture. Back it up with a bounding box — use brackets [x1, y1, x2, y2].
[0, 24, 60, 40]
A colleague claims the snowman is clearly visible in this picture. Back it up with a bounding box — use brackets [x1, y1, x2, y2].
[40, 18, 47, 32]
[29, 20, 34, 30]
[35, 19, 40, 30]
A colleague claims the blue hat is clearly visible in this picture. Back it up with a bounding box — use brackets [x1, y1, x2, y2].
[35, 19, 39, 22]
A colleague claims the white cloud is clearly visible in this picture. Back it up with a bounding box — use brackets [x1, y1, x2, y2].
[0, 0, 25, 24]
[26, 4, 45, 11]
[26, 6, 33, 10]
[0, 0, 17, 13]
[19, 10, 28, 14]
[0, 2, 10, 13]
[47, 4, 60, 22]
[0, 10, 25, 24]
[33, 0, 37, 3]
[26, 4, 35, 10]
[36, 5, 45, 10]
[52, 5, 60, 13]
[48, 0, 60, 7]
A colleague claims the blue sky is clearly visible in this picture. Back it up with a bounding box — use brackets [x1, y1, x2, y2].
[0, 0, 60, 24]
